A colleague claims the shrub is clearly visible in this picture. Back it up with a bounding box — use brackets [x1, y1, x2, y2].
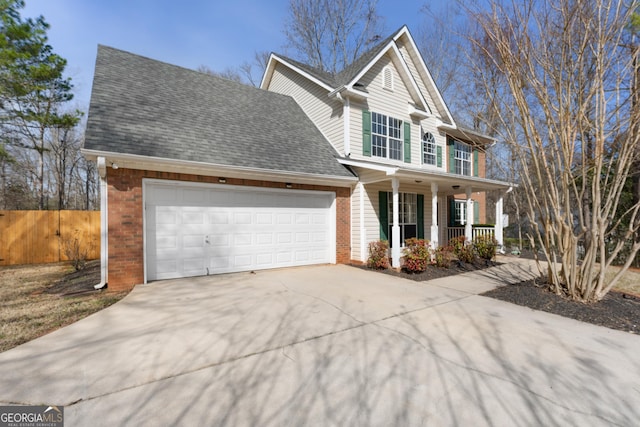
[433, 245, 453, 268]
[450, 236, 476, 263]
[367, 240, 390, 269]
[63, 230, 92, 271]
[474, 235, 498, 260]
[402, 238, 430, 273]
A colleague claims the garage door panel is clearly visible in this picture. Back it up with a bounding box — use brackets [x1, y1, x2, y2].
[256, 233, 273, 245]
[209, 212, 229, 224]
[183, 257, 205, 274]
[156, 235, 177, 249]
[183, 235, 204, 248]
[234, 212, 252, 225]
[256, 253, 274, 266]
[146, 182, 334, 281]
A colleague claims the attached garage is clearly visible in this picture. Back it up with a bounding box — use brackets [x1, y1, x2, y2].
[144, 179, 336, 281]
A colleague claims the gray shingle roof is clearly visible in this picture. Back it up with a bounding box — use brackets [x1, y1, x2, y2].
[84, 45, 354, 179]
[274, 26, 403, 89]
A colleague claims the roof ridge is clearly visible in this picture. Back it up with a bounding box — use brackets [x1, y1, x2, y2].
[272, 25, 409, 88]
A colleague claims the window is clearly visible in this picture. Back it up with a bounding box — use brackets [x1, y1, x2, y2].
[453, 200, 467, 226]
[387, 192, 417, 245]
[422, 132, 436, 165]
[454, 141, 471, 175]
[372, 112, 403, 161]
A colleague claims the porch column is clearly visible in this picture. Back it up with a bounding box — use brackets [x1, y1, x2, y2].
[391, 177, 401, 268]
[430, 182, 438, 248]
[358, 182, 367, 262]
[495, 191, 504, 247]
[465, 186, 473, 242]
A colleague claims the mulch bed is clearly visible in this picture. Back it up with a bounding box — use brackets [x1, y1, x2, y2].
[482, 277, 640, 334]
[44, 259, 102, 296]
[370, 258, 500, 282]
[358, 258, 640, 334]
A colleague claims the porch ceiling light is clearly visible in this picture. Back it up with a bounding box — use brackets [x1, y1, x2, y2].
[452, 185, 460, 190]
[218, 177, 227, 183]
[415, 180, 422, 183]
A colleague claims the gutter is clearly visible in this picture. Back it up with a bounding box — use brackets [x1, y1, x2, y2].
[93, 156, 108, 290]
[81, 149, 357, 187]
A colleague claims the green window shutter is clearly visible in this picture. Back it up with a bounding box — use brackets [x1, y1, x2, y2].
[417, 194, 424, 239]
[379, 191, 388, 240]
[403, 122, 411, 163]
[473, 149, 479, 177]
[450, 198, 456, 226]
[436, 145, 442, 168]
[474, 200, 480, 224]
[362, 110, 371, 157]
[448, 138, 455, 173]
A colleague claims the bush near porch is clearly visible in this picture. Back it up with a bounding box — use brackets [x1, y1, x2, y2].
[367, 235, 499, 274]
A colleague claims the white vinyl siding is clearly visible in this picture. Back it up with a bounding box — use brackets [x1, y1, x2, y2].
[266, 63, 344, 152]
[396, 36, 453, 125]
[351, 179, 433, 262]
[351, 55, 417, 164]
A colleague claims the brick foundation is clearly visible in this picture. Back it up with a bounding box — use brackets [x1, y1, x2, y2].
[106, 169, 351, 291]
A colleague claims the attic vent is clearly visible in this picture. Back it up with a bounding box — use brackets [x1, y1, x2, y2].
[382, 66, 394, 91]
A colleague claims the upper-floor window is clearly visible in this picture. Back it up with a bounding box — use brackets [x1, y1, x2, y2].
[454, 141, 471, 176]
[422, 132, 436, 165]
[372, 112, 403, 161]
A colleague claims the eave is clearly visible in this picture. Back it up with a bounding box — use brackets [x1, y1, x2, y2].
[337, 158, 514, 193]
[83, 149, 357, 187]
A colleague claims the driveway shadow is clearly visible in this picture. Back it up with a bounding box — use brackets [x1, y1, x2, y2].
[0, 264, 637, 426]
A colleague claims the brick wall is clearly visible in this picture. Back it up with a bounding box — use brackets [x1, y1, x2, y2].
[106, 169, 351, 291]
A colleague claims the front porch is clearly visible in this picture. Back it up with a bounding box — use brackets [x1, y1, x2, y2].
[345, 160, 513, 269]
[446, 225, 496, 243]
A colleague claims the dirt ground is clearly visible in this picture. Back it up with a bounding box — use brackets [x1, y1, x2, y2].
[0, 260, 126, 353]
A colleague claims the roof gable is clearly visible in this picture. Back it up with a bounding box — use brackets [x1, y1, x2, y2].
[84, 46, 354, 179]
[261, 26, 455, 124]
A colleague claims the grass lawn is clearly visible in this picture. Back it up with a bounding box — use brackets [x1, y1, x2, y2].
[607, 266, 640, 296]
[0, 261, 127, 353]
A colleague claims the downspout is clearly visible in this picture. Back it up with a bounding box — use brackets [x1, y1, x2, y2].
[94, 156, 108, 290]
[343, 97, 351, 157]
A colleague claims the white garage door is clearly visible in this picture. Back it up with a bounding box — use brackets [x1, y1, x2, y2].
[144, 180, 335, 281]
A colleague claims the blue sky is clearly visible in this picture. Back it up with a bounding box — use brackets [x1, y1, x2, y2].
[21, 0, 436, 111]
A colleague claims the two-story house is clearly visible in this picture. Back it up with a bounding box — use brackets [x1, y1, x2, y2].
[83, 26, 512, 291]
[261, 26, 511, 268]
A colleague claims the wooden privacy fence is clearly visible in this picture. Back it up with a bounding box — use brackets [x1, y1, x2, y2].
[0, 210, 100, 266]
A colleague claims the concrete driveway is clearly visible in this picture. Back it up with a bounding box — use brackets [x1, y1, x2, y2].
[0, 260, 638, 426]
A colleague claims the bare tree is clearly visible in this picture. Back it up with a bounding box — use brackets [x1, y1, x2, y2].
[283, 0, 384, 73]
[240, 50, 270, 87]
[465, 0, 640, 302]
[196, 65, 244, 82]
[417, 3, 465, 101]
[49, 125, 84, 209]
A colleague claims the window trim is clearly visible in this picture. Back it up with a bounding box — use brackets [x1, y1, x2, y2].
[454, 140, 472, 176]
[453, 199, 467, 226]
[422, 131, 436, 165]
[387, 192, 417, 246]
[371, 112, 403, 161]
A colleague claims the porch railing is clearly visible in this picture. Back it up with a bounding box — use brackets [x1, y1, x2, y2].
[446, 226, 495, 244]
